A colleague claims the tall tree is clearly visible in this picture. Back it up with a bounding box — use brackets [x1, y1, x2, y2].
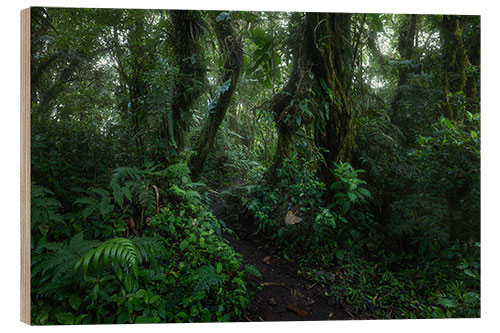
[169, 10, 207, 155]
[190, 12, 243, 178]
[306, 13, 354, 198]
[440, 15, 471, 119]
[266, 13, 312, 183]
[391, 14, 419, 117]
[265, 13, 355, 197]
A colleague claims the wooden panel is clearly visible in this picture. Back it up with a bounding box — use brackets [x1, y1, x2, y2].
[20, 7, 31, 325]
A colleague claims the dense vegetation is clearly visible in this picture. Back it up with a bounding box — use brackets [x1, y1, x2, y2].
[30, 7, 480, 324]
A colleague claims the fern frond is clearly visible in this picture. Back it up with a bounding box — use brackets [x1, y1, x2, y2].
[33, 233, 101, 280]
[74, 197, 98, 219]
[113, 166, 143, 183]
[134, 236, 168, 263]
[194, 265, 225, 294]
[165, 163, 191, 180]
[31, 184, 54, 198]
[91, 187, 110, 198]
[74, 237, 139, 279]
[243, 264, 262, 278]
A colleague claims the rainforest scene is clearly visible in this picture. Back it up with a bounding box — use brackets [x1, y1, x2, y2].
[30, 7, 480, 324]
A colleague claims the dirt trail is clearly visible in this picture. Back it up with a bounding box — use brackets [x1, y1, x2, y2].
[210, 192, 349, 322]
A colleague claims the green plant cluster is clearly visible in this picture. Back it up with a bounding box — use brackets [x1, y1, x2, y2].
[31, 164, 254, 324]
[246, 153, 372, 265]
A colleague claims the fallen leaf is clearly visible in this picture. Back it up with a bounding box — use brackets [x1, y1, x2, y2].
[285, 211, 302, 225]
[287, 303, 308, 317]
[263, 256, 271, 264]
[262, 282, 281, 287]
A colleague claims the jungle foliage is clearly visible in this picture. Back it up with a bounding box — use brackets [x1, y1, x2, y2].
[30, 7, 480, 323]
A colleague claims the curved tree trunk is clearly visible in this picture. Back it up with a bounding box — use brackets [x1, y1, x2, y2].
[190, 12, 243, 178]
[265, 18, 312, 184]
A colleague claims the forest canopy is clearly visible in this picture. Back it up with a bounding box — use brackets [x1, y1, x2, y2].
[30, 7, 480, 324]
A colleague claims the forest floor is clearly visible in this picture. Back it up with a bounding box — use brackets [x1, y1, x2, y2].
[209, 190, 352, 322]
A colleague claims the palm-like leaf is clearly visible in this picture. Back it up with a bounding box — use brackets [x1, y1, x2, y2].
[74, 237, 139, 279]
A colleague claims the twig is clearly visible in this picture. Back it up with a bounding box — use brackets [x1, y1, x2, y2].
[307, 282, 318, 290]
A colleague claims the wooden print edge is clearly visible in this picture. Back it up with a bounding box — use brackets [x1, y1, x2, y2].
[20, 7, 31, 325]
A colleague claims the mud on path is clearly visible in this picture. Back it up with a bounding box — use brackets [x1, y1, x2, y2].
[209, 191, 351, 322]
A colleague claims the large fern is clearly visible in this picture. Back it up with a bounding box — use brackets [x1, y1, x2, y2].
[111, 166, 157, 212]
[74, 237, 140, 279]
[32, 233, 101, 297]
[74, 188, 114, 219]
[31, 184, 64, 232]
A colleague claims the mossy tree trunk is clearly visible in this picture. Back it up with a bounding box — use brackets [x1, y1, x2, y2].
[265, 18, 313, 184]
[266, 13, 355, 194]
[190, 12, 243, 178]
[169, 10, 206, 155]
[391, 14, 419, 117]
[306, 12, 354, 198]
[440, 15, 470, 120]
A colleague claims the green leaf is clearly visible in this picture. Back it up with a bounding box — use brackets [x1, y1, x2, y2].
[439, 298, 458, 308]
[296, 115, 302, 127]
[117, 312, 130, 324]
[56, 312, 75, 325]
[358, 187, 371, 198]
[68, 295, 82, 311]
[244, 264, 262, 278]
[135, 316, 160, 324]
[180, 239, 189, 251]
[135, 289, 147, 298]
[123, 187, 133, 201]
[201, 308, 211, 322]
[74, 314, 88, 325]
[215, 12, 231, 22]
[443, 118, 453, 129]
[216, 262, 223, 274]
[113, 189, 124, 208]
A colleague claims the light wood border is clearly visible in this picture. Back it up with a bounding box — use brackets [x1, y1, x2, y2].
[20, 7, 31, 325]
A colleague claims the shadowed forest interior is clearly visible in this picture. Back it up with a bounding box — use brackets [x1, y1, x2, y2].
[30, 7, 480, 324]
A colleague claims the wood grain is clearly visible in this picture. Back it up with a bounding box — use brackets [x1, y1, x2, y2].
[20, 7, 31, 325]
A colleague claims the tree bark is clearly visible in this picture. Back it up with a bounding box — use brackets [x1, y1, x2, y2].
[169, 10, 206, 154]
[307, 13, 354, 197]
[265, 13, 355, 194]
[265, 17, 312, 184]
[190, 12, 243, 178]
[440, 15, 469, 119]
[391, 14, 419, 117]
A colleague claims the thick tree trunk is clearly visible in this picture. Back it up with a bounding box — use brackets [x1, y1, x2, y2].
[265, 19, 312, 184]
[306, 13, 354, 196]
[441, 15, 469, 120]
[169, 10, 206, 154]
[265, 13, 355, 193]
[190, 12, 243, 178]
[391, 14, 418, 117]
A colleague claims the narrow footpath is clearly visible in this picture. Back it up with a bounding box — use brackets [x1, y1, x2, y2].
[209, 191, 350, 322]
